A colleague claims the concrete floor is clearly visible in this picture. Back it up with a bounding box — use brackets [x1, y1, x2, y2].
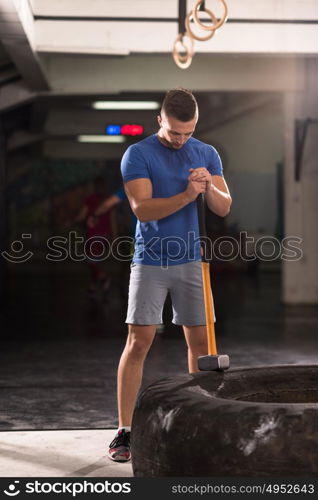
[0, 430, 132, 477]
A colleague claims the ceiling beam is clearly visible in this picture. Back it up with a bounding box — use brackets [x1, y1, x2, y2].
[0, 0, 49, 91]
[0, 80, 35, 113]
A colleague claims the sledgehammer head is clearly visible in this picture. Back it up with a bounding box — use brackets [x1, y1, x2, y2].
[198, 354, 230, 372]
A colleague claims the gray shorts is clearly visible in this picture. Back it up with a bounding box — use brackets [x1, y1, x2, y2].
[126, 261, 214, 326]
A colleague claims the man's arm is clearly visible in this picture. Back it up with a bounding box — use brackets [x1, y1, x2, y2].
[94, 195, 122, 217]
[86, 194, 122, 229]
[189, 169, 232, 217]
[64, 205, 88, 229]
[124, 177, 206, 223]
[206, 175, 232, 217]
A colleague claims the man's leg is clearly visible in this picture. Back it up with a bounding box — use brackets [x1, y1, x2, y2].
[108, 324, 156, 462]
[118, 264, 167, 424]
[117, 324, 157, 426]
[108, 263, 167, 461]
[182, 325, 208, 373]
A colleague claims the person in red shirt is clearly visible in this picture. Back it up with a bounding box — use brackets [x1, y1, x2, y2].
[73, 176, 113, 298]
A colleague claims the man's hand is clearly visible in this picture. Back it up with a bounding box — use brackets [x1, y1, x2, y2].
[190, 169, 232, 217]
[184, 168, 213, 202]
[185, 177, 207, 202]
[189, 167, 212, 187]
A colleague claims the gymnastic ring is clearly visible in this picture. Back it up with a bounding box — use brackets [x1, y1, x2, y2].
[193, 0, 228, 31]
[172, 33, 194, 69]
[173, 35, 190, 63]
[185, 9, 216, 41]
[173, 32, 194, 62]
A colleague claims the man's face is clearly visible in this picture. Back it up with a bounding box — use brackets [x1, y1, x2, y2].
[157, 111, 197, 149]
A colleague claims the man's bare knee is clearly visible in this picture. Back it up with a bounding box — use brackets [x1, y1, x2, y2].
[124, 325, 156, 360]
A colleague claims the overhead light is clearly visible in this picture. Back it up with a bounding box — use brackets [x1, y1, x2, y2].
[92, 101, 160, 110]
[77, 135, 126, 143]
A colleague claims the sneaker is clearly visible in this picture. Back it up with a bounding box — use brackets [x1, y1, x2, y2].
[108, 429, 131, 462]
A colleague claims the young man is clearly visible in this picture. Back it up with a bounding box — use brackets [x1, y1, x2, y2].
[108, 88, 232, 462]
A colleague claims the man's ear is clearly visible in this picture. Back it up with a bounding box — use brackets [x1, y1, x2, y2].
[157, 115, 162, 127]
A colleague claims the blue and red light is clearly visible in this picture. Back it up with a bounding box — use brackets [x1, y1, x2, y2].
[106, 124, 144, 136]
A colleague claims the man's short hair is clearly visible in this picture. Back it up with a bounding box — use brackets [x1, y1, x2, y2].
[161, 88, 198, 122]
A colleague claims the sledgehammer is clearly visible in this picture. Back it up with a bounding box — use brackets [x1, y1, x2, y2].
[196, 193, 230, 371]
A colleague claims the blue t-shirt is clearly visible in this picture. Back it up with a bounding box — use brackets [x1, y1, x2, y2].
[121, 134, 223, 266]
